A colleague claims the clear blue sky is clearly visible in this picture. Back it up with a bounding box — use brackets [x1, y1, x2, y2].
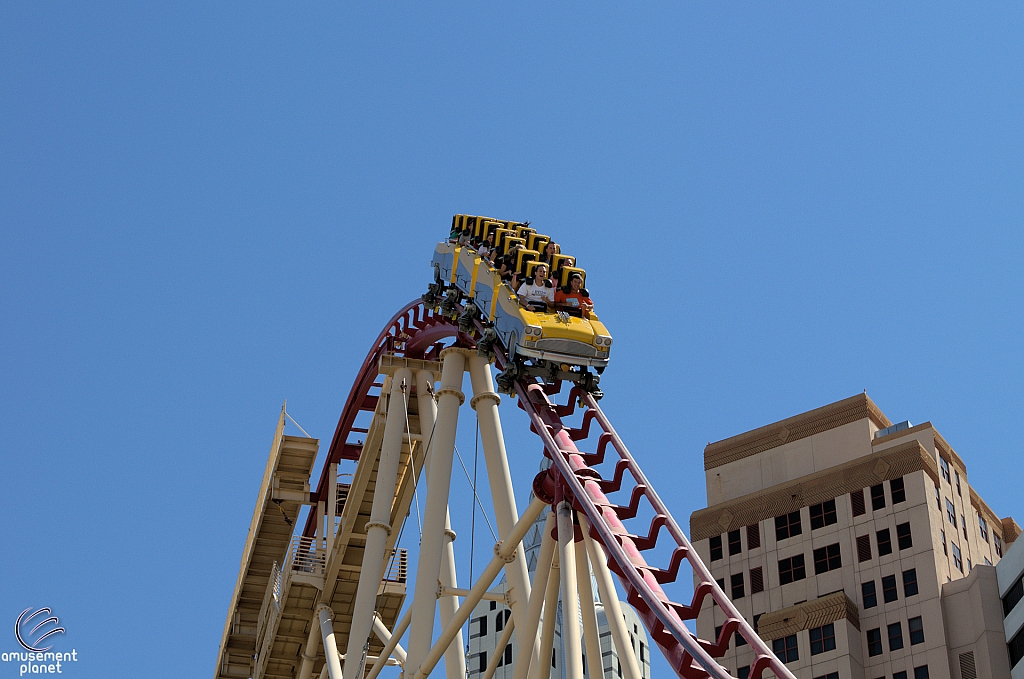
[2, 4, 1022, 678]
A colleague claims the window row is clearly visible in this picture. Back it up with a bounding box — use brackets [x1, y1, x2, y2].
[778, 542, 843, 584]
[709, 524, 762, 561]
[873, 668, 930, 679]
[856, 522, 914, 562]
[861, 569, 918, 608]
[709, 476, 913, 563]
[866, 616, 925, 656]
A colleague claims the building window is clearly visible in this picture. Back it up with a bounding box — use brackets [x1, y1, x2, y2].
[871, 484, 886, 511]
[897, 522, 913, 550]
[728, 529, 742, 556]
[478, 652, 487, 672]
[715, 625, 723, 643]
[731, 573, 745, 599]
[812, 674, 839, 679]
[888, 621, 904, 651]
[941, 530, 947, 555]
[709, 535, 723, 561]
[1009, 627, 1024, 668]
[810, 499, 838, 530]
[909, 616, 925, 645]
[851, 489, 866, 517]
[714, 578, 725, 606]
[903, 568, 919, 597]
[496, 609, 510, 631]
[914, 665, 930, 679]
[962, 515, 968, 541]
[891, 477, 906, 504]
[979, 516, 989, 543]
[747, 523, 761, 549]
[940, 456, 951, 483]
[952, 542, 963, 573]
[877, 528, 893, 556]
[813, 543, 842, 574]
[934, 486, 941, 510]
[862, 580, 877, 608]
[736, 631, 748, 647]
[967, 558, 972, 572]
[955, 470, 961, 496]
[857, 535, 872, 562]
[1003, 575, 1024, 617]
[775, 511, 802, 541]
[894, 672, 908, 679]
[471, 616, 488, 638]
[866, 628, 883, 656]
[737, 666, 750, 679]
[750, 567, 764, 594]
[809, 623, 836, 655]
[996, 533, 1003, 557]
[946, 499, 957, 526]
[778, 554, 806, 585]
[753, 613, 762, 632]
[496, 643, 512, 667]
[882, 574, 898, 603]
[772, 634, 798, 663]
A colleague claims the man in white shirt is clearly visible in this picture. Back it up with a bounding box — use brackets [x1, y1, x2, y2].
[516, 263, 555, 312]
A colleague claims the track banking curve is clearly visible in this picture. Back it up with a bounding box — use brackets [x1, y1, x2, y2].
[303, 299, 795, 679]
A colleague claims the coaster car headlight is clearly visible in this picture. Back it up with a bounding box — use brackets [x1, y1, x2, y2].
[525, 325, 543, 337]
[594, 335, 613, 346]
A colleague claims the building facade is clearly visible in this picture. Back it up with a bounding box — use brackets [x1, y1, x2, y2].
[690, 394, 1020, 679]
[997, 536, 1024, 679]
[467, 496, 652, 679]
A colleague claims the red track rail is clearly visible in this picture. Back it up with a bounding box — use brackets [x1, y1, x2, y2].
[305, 300, 793, 679]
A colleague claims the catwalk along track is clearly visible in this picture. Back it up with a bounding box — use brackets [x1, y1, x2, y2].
[214, 220, 795, 679]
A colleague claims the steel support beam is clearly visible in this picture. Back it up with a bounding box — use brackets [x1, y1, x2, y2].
[580, 516, 642, 679]
[317, 605, 344, 679]
[557, 500, 584, 679]
[513, 509, 555, 679]
[406, 350, 466, 674]
[342, 368, 413, 679]
[415, 367, 466, 679]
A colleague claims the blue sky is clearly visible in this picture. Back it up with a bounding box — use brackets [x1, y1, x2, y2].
[2, 3, 1022, 678]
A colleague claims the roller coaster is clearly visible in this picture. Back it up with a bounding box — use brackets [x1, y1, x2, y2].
[214, 217, 796, 679]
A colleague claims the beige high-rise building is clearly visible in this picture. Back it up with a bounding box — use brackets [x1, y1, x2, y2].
[690, 394, 1021, 679]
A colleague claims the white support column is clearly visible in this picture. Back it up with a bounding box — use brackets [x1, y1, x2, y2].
[414, 496, 547, 679]
[557, 501, 584, 679]
[406, 350, 466, 674]
[579, 516, 642, 679]
[372, 614, 408, 666]
[297, 622, 321, 679]
[343, 368, 413, 679]
[318, 605, 344, 679]
[574, 537, 602, 679]
[326, 462, 337, 556]
[366, 606, 413, 679]
[536, 551, 561, 679]
[415, 368, 466, 679]
[513, 509, 556, 679]
[467, 355, 534, 665]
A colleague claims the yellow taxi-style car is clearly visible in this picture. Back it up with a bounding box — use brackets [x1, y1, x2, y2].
[426, 215, 612, 395]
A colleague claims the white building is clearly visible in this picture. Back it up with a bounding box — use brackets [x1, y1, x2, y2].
[467, 497, 652, 679]
[997, 535, 1024, 679]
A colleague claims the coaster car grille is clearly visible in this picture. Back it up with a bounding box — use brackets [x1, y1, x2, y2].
[533, 338, 598, 358]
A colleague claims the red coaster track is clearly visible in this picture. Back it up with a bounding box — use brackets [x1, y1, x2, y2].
[301, 300, 794, 679]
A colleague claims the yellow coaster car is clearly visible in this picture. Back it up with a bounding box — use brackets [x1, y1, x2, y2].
[427, 218, 611, 394]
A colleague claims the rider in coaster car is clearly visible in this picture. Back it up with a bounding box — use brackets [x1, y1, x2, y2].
[539, 241, 559, 265]
[498, 244, 524, 285]
[517, 263, 555, 312]
[477, 232, 495, 258]
[554, 272, 593, 318]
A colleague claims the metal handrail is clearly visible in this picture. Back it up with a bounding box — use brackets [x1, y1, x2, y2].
[290, 535, 326, 575]
[383, 548, 408, 583]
